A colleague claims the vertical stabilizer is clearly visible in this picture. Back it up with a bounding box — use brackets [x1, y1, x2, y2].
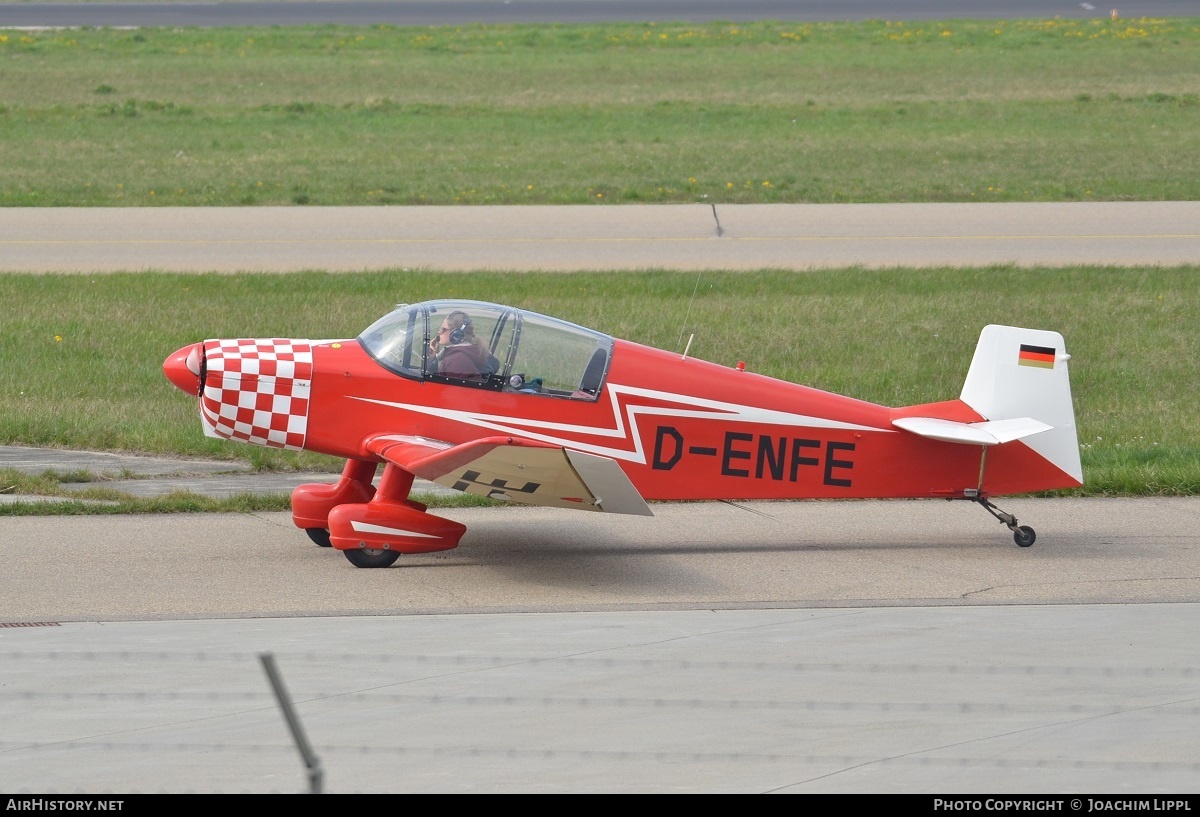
[960, 325, 1083, 485]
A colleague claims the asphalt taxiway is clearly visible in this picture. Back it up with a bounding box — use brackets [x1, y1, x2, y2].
[3, 482, 1200, 792]
[4, 604, 1199, 794]
[4, 202, 1199, 272]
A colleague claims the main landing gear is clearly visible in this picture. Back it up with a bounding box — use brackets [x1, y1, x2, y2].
[305, 528, 332, 548]
[964, 491, 1036, 547]
[291, 458, 466, 568]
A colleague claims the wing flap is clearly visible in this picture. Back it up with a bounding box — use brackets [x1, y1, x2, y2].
[564, 449, 653, 516]
[366, 434, 651, 516]
[892, 416, 1052, 446]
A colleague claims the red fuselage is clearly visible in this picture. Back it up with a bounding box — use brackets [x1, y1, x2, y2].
[286, 338, 1071, 501]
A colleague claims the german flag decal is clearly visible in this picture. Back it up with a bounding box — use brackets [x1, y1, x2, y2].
[1018, 343, 1056, 369]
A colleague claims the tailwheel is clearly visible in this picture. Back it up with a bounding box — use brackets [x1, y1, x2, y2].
[343, 546, 401, 569]
[971, 493, 1036, 548]
[305, 528, 332, 548]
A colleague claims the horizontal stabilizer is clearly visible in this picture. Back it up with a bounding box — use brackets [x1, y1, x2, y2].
[892, 416, 1052, 446]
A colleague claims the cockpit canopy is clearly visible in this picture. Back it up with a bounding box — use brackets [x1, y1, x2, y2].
[358, 299, 613, 401]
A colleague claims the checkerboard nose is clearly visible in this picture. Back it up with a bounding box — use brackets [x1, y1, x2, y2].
[199, 338, 314, 451]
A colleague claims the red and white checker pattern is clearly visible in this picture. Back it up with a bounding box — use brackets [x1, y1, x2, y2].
[200, 338, 313, 450]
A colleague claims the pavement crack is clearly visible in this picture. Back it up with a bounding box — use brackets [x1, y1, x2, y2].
[768, 695, 1200, 792]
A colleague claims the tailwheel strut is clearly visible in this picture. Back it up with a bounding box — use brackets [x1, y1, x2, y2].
[973, 494, 1036, 548]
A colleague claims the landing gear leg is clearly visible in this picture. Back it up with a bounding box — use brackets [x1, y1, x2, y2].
[292, 458, 378, 547]
[328, 463, 465, 568]
[973, 495, 1036, 548]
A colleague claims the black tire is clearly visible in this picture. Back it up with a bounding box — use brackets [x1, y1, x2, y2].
[305, 528, 332, 548]
[1013, 525, 1036, 548]
[343, 547, 401, 568]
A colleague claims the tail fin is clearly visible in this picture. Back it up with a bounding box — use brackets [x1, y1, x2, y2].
[959, 324, 1082, 485]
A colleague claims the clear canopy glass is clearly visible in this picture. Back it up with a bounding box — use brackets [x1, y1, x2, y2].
[358, 299, 613, 401]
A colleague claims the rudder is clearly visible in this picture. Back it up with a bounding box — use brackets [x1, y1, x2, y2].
[960, 325, 1082, 485]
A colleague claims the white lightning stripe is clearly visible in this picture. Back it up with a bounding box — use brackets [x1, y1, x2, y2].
[350, 382, 886, 465]
[350, 520, 440, 539]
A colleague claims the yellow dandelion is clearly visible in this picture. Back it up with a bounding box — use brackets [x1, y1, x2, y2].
[54, 335, 63, 343]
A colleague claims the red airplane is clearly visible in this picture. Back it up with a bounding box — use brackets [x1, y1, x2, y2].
[163, 299, 1082, 568]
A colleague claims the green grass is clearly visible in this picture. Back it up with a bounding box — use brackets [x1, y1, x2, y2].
[0, 268, 1196, 498]
[0, 467, 491, 516]
[1, 17, 1197, 510]
[2, 19, 1199, 205]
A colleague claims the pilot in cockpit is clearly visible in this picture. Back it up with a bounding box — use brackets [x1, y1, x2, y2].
[428, 311, 494, 380]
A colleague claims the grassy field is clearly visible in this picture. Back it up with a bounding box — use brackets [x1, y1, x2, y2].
[1, 16, 1197, 509]
[2, 18, 1199, 205]
[0, 267, 1196, 502]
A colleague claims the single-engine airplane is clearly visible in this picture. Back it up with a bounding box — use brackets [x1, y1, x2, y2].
[163, 299, 1082, 568]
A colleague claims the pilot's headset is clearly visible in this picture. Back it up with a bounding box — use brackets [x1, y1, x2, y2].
[449, 320, 468, 344]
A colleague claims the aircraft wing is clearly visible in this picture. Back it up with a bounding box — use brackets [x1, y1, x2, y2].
[366, 434, 653, 516]
[892, 416, 1052, 446]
